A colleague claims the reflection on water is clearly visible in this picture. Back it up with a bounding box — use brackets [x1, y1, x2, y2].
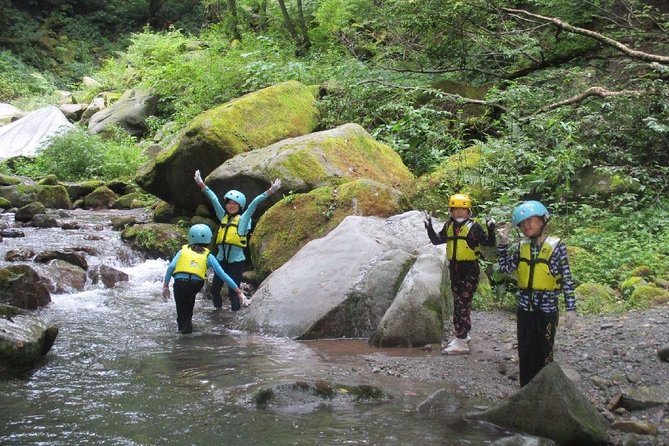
[0, 210, 509, 445]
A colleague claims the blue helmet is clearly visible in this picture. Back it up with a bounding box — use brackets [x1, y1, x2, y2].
[188, 224, 212, 245]
[224, 190, 246, 210]
[512, 201, 549, 226]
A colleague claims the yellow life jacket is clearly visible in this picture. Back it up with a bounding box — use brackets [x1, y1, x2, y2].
[215, 214, 248, 247]
[174, 245, 210, 279]
[445, 220, 479, 261]
[517, 236, 562, 291]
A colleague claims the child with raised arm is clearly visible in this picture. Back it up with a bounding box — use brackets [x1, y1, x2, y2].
[424, 193, 496, 355]
[194, 170, 281, 311]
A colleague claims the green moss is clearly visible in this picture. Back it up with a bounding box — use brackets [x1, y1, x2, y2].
[345, 384, 385, 401]
[620, 276, 647, 299]
[0, 197, 11, 209]
[412, 145, 491, 217]
[628, 285, 669, 309]
[158, 80, 319, 163]
[575, 282, 623, 314]
[282, 151, 328, 186]
[0, 173, 21, 186]
[121, 223, 187, 259]
[250, 180, 409, 280]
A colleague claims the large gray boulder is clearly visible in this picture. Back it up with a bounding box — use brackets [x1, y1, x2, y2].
[88, 88, 158, 137]
[468, 362, 610, 445]
[369, 243, 447, 347]
[0, 304, 58, 369]
[136, 80, 319, 211]
[239, 211, 446, 343]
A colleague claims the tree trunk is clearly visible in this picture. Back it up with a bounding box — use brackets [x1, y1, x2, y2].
[227, 0, 241, 41]
[276, 0, 300, 45]
[296, 0, 311, 51]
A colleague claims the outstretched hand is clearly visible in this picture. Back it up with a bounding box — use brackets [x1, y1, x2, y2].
[268, 178, 282, 194]
[422, 210, 432, 228]
[496, 223, 511, 245]
[563, 311, 576, 328]
[161, 284, 170, 302]
[194, 170, 205, 189]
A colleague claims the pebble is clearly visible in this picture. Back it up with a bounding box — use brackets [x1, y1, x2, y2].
[600, 323, 614, 330]
[657, 345, 669, 362]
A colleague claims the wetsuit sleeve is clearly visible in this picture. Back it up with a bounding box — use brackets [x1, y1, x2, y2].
[468, 222, 496, 248]
[164, 251, 181, 282]
[237, 191, 269, 236]
[426, 221, 447, 245]
[207, 253, 239, 290]
[497, 243, 519, 274]
[554, 242, 576, 311]
[202, 187, 226, 222]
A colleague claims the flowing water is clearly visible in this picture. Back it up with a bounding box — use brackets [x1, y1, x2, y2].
[0, 209, 510, 445]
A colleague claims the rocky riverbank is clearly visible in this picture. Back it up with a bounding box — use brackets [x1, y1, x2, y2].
[356, 305, 669, 445]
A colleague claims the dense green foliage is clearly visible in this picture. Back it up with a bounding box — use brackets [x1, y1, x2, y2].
[4, 126, 147, 181]
[2, 0, 668, 313]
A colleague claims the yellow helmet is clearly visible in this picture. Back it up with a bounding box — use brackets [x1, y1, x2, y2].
[449, 193, 472, 209]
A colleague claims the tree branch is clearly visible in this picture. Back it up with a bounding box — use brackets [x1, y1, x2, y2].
[528, 86, 646, 117]
[356, 79, 516, 117]
[501, 8, 669, 64]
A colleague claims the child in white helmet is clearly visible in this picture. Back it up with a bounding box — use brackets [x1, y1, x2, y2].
[162, 224, 246, 334]
[424, 193, 496, 355]
[496, 200, 576, 386]
[194, 170, 281, 311]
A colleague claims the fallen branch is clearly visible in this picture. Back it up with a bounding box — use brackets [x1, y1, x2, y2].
[529, 86, 646, 116]
[356, 79, 516, 117]
[501, 8, 669, 64]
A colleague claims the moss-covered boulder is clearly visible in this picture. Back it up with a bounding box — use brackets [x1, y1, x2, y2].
[112, 192, 157, 209]
[15, 202, 46, 223]
[250, 179, 411, 280]
[575, 282, 621, 314]
[627, 285, 669, 309]
[0, 196, 10, 209]
[136, 80, 319, 210]
[206, 123, 415, 219]
[83, 186, 117, 209]
[572, 166, 641, 197]
[412, 145, 492, 217]
[121, 223, 187, 259]
[37, 174, 59, 186]
[0, 184, 71, 209]
[65, 180, 105, 201]
[0, 173, 21, 186]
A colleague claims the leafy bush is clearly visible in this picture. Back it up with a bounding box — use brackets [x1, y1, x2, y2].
[11, 126, 147, 181]
[0, 51, 57, 102]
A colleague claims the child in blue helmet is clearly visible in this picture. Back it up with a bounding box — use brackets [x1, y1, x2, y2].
[496, 200, 576, 386]
[194, 170, 281, 311]
[162, 224, 246, 334]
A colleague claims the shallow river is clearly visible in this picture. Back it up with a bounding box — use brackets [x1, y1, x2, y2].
[0, 209, 510, 445]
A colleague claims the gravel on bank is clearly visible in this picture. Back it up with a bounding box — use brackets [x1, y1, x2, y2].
[358, 304, 669, 444]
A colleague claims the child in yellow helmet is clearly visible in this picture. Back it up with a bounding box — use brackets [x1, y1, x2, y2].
[162, 224, 246, 334]
[424, 193, 496, 354]
[496, 200, 576, 386]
